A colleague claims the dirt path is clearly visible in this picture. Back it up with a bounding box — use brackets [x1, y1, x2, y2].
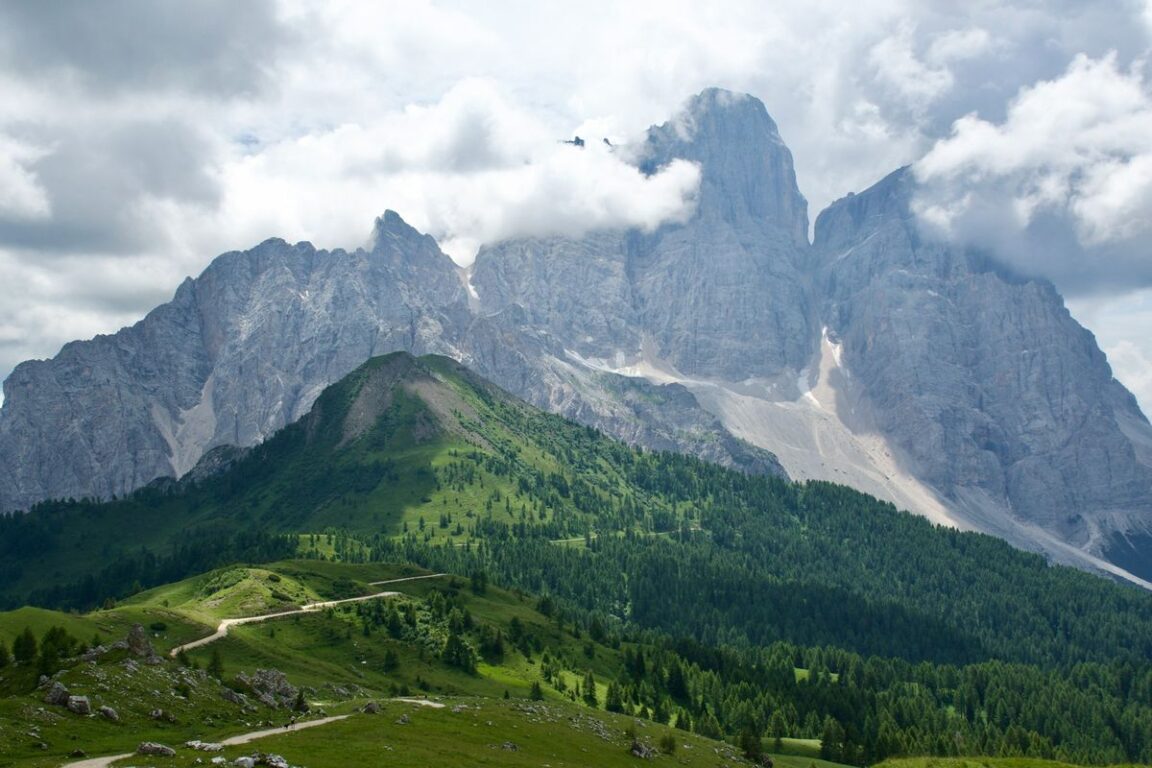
[390, 697, 446, 708]
[58, 715, 352, 768]
[169, 573, 446, 658]
[220, 713, 351, 745]
[59, 696, 450, 767]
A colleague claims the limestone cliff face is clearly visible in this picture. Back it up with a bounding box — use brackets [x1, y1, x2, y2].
[0, 212, 471, 511]
[0, 197, 784, 513]
[2, 89, 1151, 581]
[472, 88, 817, 383]
[815, 169, 1152, 564]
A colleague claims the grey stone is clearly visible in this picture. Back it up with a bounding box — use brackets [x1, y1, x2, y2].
[813, 168, 1152, 571]
[630, 739, 655, 758]
[187, 740, 224, 752]
[235, 669, 296, 710]
[98, 705, 119, 721]
[66, 695, 91, 715]
[43, 681, 69, 706]
[138, 742, 177, 757]
[126, 624, 157, 659]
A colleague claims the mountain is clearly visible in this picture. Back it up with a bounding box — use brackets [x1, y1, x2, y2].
[2, 88, 1151, 583]
[0, 210, 780, 514]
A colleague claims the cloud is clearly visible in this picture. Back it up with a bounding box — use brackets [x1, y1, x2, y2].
[1107, 340, 1152, 413]
[0, 134, 51, 220]
[209, 79, 700, 264]
[868, 23, 956, 112]
[0, 0, 288, 97]
[912, 54, 1152, 294]
[0, 118, 222, 254]
[2, 0, 1152, 408]
[1069, 288, 1152, 415]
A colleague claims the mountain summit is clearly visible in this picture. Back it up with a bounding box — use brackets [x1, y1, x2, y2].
[2, 89, 1151, 582]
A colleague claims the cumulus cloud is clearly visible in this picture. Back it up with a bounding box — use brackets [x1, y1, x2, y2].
[1108, 340, 1152, 412]
[913, 54, 1152, 294]
[0, 0, 288, 97]
[0, 119, 222, 254]
[210, 79, 700, 264]
[1069, 288, 1152, 415]
[0, 134, 51, 220]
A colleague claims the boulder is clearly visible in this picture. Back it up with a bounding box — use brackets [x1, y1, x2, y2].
[630, 739, 655, 759]
[187, 740, 224, 751]
[81, 645, 108, 662]
[99, 705, 120, 722]
[235, 669, 297, 709]
[43, 681, 69, 706]
[66, 696, 91, 715]
[234, 757, 255, 768]
[126, 624, 158, 659]
[361, 701, 380, 714]
[138, 742, 177, 757]
[220, 687, 248, 705]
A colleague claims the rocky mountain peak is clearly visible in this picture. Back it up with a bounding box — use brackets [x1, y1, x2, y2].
[814, 166, 913, 253]
[642, 88, 809, 246]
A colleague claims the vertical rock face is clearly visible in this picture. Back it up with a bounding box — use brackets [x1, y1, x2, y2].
[1, 88, 1151, 580]
[0, 212, 472, 510]
[473, 87, 817, 382]
[815, 169, 1152, 567]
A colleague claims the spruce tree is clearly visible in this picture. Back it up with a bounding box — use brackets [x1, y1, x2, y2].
[582, 670, 598, 707]
[12, 627, 37, 663]
[605, 681, 624, 713]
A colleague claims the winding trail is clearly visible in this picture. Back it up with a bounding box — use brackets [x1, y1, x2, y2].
[60, 716, 352, 768]
[64, 573, 447, 768]
[60, 698, 449, 768]
[169, 573, 446, 658]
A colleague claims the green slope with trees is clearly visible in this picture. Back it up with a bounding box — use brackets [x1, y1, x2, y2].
[2, 353, 1152, 765]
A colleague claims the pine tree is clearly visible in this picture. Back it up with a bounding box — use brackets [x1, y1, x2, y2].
[605, 681, 624, 713]
[583, 670, 598, 707]
[740, 726, 764, 762]
[12, 627, 37, 663]
[0, 639, 9, 668]
[208, 647, 224, 680]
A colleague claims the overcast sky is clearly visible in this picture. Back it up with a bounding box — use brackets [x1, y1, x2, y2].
[2, 0, 1152, 413]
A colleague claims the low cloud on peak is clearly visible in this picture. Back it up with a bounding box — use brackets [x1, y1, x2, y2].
[912, 54, 1152, 296]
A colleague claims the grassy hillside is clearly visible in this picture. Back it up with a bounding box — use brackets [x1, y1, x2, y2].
[3, 354, 1152, 765]
[0, 560, 791, 768]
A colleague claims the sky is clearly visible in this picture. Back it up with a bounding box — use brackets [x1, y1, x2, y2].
[1, 0, 1152, 412]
